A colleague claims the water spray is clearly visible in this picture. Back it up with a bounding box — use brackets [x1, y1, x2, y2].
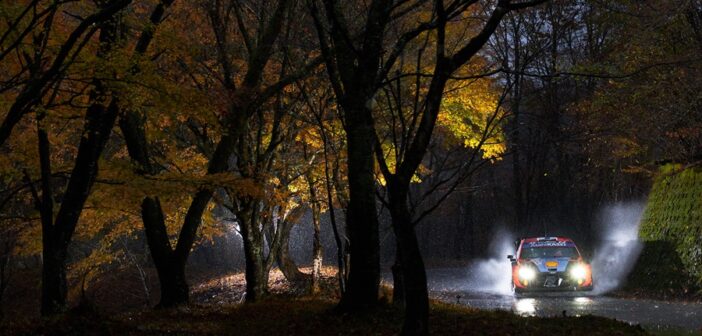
[590, 202, 645, 294]
[462, 227, 516, 295]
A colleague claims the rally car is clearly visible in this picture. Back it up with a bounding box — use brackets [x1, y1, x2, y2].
[507, 236, 593, 293]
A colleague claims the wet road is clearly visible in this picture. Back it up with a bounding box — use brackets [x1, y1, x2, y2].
[423, 268, 702, 332]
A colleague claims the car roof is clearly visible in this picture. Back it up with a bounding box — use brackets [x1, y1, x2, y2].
[521, 236, 574, 243]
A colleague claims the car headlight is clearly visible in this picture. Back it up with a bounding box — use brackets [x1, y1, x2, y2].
[518, 265, 536, 280]
[570, 264, 587, 279]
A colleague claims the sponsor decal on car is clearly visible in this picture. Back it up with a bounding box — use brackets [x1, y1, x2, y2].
[523, 241, 575, 248]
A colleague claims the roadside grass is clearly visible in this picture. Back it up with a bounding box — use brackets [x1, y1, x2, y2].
[1, 268, 652, 335]
[3, 297, 648, 336]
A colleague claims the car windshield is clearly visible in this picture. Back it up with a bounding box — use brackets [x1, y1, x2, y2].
[520, 247, 579, 259]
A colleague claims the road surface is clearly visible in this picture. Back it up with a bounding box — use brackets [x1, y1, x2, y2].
[420, 267, 702, 332]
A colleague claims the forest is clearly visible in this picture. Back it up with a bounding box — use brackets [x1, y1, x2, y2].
[1, 0, 701, 335]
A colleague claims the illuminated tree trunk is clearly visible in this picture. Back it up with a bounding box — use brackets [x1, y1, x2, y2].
[239, 205, 269, 302]
[242, 238, 268, 303]
[306, 174, 323, 294]
[275, 218, 307, 284]
[311, 200, 323, 294]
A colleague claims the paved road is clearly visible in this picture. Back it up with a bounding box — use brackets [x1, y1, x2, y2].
[423, 267, 702, 332]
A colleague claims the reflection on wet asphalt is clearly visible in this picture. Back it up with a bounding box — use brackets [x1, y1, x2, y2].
[422, 268, 702, 331]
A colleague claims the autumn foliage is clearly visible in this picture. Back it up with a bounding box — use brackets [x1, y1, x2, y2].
[1, 0, 700, 335]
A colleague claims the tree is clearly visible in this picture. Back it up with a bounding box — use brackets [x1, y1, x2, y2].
[119, 0, 322, 306]
[578, 0, 702, 166]
[0, 0, 178, 315]
[297, 79, 349, 292]
[486, 0, 609, 235]
[312, 1, 546, 334]
[378, 2, 546, 333]
[376, 50, 507, 308]
[310, 0, 391, 310]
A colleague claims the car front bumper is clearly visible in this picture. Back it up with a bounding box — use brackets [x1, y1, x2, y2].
[514, 272, 593, 292]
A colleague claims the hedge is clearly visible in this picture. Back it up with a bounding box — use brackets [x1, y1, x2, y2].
[638, 163, 702, 290]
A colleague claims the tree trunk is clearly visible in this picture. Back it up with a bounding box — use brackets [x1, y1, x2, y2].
[240, 206, 268, 302]
[36, 6, 128, 315]
[307, 175, 323, 295]
[391, 249, 405, 308]
[321, 133, 346, 292]
[311, 200, 323, 295]
[38, 89, 120, 316]
[275, 217, 307, 284]
[0, 247, 10, 317]
[155, 259, 189, 308]
[141, 197, 189, 307]
[243, 239, 267, 302]
[339, 103, 380, 310]
[40, 246, 67, 315]
[388, 184, 428, 336]
[310, 0, 394, 310]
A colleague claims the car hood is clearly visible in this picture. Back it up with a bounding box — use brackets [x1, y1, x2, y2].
[522, 257, 573, 273]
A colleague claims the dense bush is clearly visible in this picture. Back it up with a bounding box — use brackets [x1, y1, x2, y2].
[638, 164, 702, 292]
